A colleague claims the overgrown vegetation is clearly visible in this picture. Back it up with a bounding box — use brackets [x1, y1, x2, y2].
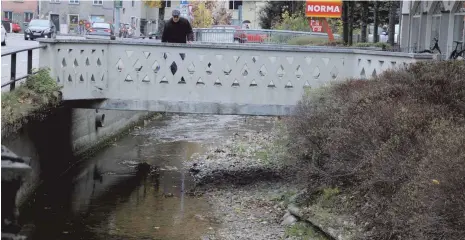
[287, 61, 465, 240]
[284, 222, 329, 240]
[1, 68, 62, 134]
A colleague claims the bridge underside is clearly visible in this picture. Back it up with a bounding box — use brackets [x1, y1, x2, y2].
[68, 99, 294, 116]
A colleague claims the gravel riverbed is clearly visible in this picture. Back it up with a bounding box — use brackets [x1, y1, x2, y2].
[183, 121, 311, 240]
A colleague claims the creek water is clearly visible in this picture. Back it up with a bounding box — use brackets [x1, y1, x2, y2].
[20, 114, 274, 240]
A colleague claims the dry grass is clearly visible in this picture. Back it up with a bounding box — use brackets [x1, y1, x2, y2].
[286, 61, 465, 240]
[1, 68, 62, 135]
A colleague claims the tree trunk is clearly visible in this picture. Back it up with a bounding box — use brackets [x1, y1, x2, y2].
[388, 1, 397, 46]
[373, 1, 379, 43]
[361, 1, 369, 42]
[158, 3, 166, 35]
[342, 1, 349, 45]
[348, 1, 354, 45]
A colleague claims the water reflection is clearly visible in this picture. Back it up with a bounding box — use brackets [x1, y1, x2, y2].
[20, 114, 274, 240]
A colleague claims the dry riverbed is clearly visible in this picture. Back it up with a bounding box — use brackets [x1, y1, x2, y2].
[184, 120, 329, 240]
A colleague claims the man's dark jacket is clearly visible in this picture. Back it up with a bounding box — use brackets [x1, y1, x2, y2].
[161, 17, 194, 43]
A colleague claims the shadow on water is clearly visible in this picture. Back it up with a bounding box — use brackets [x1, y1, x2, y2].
[18, 114, 272, 240]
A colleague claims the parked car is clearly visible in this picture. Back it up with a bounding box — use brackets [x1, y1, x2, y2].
[86, 22, 116, 40]
[1, 24, 6, 46]
[12, 23, 21, 33]
[211, 25, 266, 43]
[24, 19, 56, 40]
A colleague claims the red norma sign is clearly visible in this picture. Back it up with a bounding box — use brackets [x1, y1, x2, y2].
[306, 0, 342, 18]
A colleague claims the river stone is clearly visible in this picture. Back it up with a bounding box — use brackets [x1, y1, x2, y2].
[281, 214, 298, 226]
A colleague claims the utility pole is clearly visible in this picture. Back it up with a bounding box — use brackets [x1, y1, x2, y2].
[114, 0, 122, 36]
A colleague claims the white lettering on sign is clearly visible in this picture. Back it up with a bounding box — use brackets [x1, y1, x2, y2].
[307, 5, 341, 13]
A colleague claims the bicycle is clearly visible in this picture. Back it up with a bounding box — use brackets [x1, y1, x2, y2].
[418, 38, 441, 55]
[449, 41, 465, 60]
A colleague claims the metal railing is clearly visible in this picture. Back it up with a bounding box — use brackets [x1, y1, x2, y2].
[192, 28, 341, 44]
[1, 45, 45, 91]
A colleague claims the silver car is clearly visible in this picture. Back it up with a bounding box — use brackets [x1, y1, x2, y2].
[86, 22, 116, 40]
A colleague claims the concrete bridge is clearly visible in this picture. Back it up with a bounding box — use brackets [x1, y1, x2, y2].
[38, 39, 432, 116]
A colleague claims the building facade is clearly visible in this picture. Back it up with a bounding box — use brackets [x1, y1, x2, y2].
[39, 0, 114, 34]
[1, 0, 38, 32]
[400, 0, 465, 57]
[119, 0, 159, 36]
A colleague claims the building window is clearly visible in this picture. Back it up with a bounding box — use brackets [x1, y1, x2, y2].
[69, 0, 79, 4]
[165, 0, 171, 8]
[4, 11, 13, 20]
[50, 0, 60, 3]
[24, 12, 33, 22]
[93, 0, 102, 5]
[229, 1, 242, 10]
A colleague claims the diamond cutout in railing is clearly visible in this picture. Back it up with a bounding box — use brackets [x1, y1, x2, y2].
[303, 81, 311, 88]
[233, 56, 240, 63]
[252, 56, 258, 63]
[322, 57, 330, 66]
[57, 76, 60, 82]
[313, 67, 320, 79]
[160, 76, 168, 84]
[142, 75, 150, 82]
[97, 58, 102, 66]
[133, 59, 143, 72]
[267, 80, 276, 88]
[330, 66, 339, 79]
[214, 78, 222, 86]
[391, 61, 396, 67]
[259, 65, 268, 76]
[144, 51, 151, 59]
[152, 61, 160, 73]
[126, 50, 134, 58]
[68, 49, 73, 54]
[286, 57, 294, 65]
[305, 57, 312, 66]
[241, 64, 249, 76]
[86, 58, 90, 66]
[285, 81, 293, 88]
[163, 53, 169, 60]
[92, 49, 96, 54]
[101, 74, 104, 81]
[295, 65, 303, 78]
[196, 77, 205, 85]
[79, 74, 84, 82]
[367, 59, 372, 66]
[188, 63, 195, 74]
[125, 74, 133, 82]
[277, 65, 285, 78]
[249, 80, 257, 87]
[79, 50, 84, 55]
[170, 61, 178, 75]
[358, 59, 361, 66]
[379, 60, 385, 68]
[116, 59, 124, 71]
[223, 64, 232, 76]
[180, 53, 186, 61]
[178, 76, 186, 84]
[360, 68, 366, 78]
[68, 74, 72, 82]
[372, 69, 377, 78]
[57, 49, 61, 53]
[206, 62, 213, 75]
[91, 74, 96, 81]
[61, 58, 67, 68]
[73, 59, 79, 67]
[232, 79, 240, 87]
[268, 56, 277, 63]
[102, 49, 104, 55]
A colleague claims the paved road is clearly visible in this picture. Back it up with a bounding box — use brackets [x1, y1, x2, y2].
[1, 34, 40, 91]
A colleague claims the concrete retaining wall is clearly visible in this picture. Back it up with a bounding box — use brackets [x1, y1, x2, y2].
[2, 108, 152, 205]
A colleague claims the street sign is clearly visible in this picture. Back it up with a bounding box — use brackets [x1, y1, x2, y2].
[180, 1, 189, 20]
[305, 0, 342, 18]
[310, 19, 323, 32]
[114, 0, 122, 9]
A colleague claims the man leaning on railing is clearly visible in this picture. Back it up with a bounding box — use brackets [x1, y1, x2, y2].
[161, 9, 194, 44]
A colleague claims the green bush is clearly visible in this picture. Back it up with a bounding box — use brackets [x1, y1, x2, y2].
[1, 68, 62, 131]
[286, 61, 465, 240]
